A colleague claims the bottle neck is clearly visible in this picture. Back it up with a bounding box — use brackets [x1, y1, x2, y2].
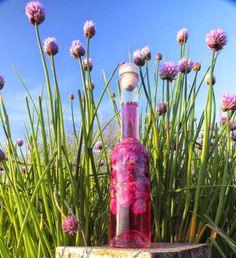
[121, 87, 139, 140]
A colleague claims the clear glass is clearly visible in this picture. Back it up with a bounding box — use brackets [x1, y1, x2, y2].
[109, 82, 151, 248]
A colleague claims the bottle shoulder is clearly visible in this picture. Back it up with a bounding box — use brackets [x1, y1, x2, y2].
[111, 138, 149, 159]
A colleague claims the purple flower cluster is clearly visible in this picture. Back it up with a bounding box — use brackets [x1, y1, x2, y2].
[0, 149, 5, 161]
[16, 138, 24, 147]
[221, 93, 236, 112]
[133, 46, 151, 67]
[83, 21, 96, 38]
[177, 28, 189, 44]
[159, 62, 179, 81]
[156, 102, 167, 116]
[62, 215, 79, 235]
[25, 1, 45, 25]
[178, 58, 194, 74]
[83, 58, 93, 71]
[95, 141, 103, 150]
[43, 37, 58, 56]
[70, 40, 85, 59]
[205, 29, 227, 51]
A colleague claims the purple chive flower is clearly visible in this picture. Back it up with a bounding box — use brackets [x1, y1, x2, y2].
[25, 1, 45, 25]
[0, 75, 5, 90]
[178, 58, 194, 74]
[95, 141, 102, 150]
[0, 149, 5, 161]
[83, 58, 93, 71]
[62, 215, 79, 235]
[231, 120, 236, 130]
[16, 138, 24, 147]
[83, 20, 96, 38]
[159, 62, 179, 81]
[43, 37, 58, 56]
[155, 53, 162, 61]
[69, 93, 74, 100]
[231, 131, 236, 141]
[85, 80, 95, 90]
[141, 46, 151, 61]
[133, 49, 145, 67]
[70, 40, 85, 59]
[205, 29, 227, 51]
[221, 93, 236, 112]
[156, 102, 167, 116]
[220, 116, 227, 125]
[205, 73, 216, 86]
[177, 28, 189, 44]
[21, 166, 27, 173]
[195, 139, 203, 150]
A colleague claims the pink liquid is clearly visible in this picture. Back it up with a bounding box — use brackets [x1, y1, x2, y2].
[110, 102, 151, 248]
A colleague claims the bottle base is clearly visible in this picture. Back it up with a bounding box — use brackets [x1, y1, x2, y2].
[110, 230, 151, 248]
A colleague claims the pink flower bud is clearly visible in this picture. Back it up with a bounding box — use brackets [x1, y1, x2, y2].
[69, 93, 74, 100]
[83, 20, 96, 38]
[62, 215, 79, 235]
[25, 1, 45, 25]
[16, 138, 24, 147]
[43, 37, 58, 56]
[70, 40, 85, 59]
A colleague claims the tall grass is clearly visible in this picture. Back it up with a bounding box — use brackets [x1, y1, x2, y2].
[0, 19, 235, 258]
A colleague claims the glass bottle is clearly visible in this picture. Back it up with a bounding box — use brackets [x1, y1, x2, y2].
[109, 63, 151, 248]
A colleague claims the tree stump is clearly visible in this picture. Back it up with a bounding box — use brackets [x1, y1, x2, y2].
[56, 243, 210, 258]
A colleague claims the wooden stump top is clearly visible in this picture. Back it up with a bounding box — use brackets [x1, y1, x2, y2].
[56, 243, 210, 258]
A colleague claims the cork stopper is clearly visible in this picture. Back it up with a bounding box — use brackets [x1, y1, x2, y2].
[119, 63, 139, 91]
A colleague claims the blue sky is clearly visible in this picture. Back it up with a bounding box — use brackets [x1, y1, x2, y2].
[0, 0, 236, 143]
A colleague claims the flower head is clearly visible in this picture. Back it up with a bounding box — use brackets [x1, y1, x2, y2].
[133, 49, 145, 67]
[25, 1, 45, 25]
[178, 58, 194, 74]
[155, 53, 162, 61]
[62, 215, 79, 235]
[159, 62, 179, 81]
[43, 37, 58, 56]
[83, 58, 93, 71]
[85, 80, 95, 90]
[177, 28, 189, 44]
[0, 75, 5, 90]
[95, 141, 102, 150]
[205, 73, 216, 86]
[70, 40, 85, 59]
[156, 102, 167, 116]
[221, 93, 236, 112]
[205, 29, 227, 51]
[69, 93, 74, 100]
[141, 46, 151, 61]
[193, 63, 201, 72]
[0, 149, 5, 161]
[16, 138, 24, 147]
[231, 131, 236, 141]
[220, 116, 227, 125]
[231, 120, 236, 130]
[83, 20, 96, 38]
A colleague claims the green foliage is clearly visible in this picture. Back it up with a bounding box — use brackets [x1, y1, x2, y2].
[0, 23, 235, 258]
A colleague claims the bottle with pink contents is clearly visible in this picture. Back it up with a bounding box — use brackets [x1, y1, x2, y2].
[110, 63, 151, 248]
